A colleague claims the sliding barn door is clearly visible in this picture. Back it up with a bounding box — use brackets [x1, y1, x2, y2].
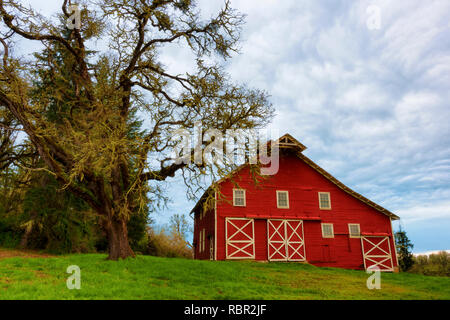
[267, 220, 287, 261]
[225, 218, 255, 259]
[285, 220, 306, 261]
[267, 219, 305, 262]
[361, 236, 394, 271]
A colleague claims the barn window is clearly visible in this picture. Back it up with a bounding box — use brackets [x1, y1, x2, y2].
[199, 229, 203, 253]
[276, 191, 289, 208]
[318, 192, 331, 210]
[348, 224, 360, 238]
[233, 189, 246, 206]
[321, 223, 334, 238]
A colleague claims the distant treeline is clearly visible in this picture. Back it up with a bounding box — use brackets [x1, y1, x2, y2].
[409, 251, 449, 277]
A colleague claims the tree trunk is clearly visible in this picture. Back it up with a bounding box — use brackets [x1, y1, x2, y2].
[106, 216, 135, 260]
[19, 227, 31, 249]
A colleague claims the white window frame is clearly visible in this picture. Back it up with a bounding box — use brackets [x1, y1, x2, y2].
[233, 188, 246, 207]
[348, 223, 361, 238]
[318, 192, 331, 210]
[321, 223, 334, 238]
[276, 190, 290, 209]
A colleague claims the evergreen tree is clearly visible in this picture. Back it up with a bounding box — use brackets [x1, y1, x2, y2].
[20, 171, 97, 253]
[395, 226, 415, 271]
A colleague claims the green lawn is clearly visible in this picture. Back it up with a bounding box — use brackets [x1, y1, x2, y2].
[0, 249, 448, 300]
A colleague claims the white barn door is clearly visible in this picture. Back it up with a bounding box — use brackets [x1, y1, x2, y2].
[267, 219, 305, 262]
[361, 236, 394, 271]
[225, 218, 255, 259]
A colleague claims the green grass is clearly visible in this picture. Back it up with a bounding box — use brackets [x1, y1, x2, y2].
[0, 250, 449, 300]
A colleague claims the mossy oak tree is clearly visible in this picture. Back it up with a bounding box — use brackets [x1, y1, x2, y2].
[0, 0, 273, 259]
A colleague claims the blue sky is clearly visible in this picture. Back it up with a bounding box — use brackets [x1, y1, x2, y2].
[16, 0, 450, 253]
[154, 0, 450, 254]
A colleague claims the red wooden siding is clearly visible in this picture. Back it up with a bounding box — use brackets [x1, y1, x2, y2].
[193, 205, 215, 260]
[193, 150, 398, 271]
[254, 219, 268, 260]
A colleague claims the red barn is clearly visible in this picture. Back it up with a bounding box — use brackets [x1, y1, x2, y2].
[191, 134, 399, 271]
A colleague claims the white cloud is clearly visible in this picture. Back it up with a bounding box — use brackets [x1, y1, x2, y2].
[376, 0, 450, 73]
[395, 201, 450, 222]
[316, 22, 361, 64]
[414, 250, 450, 256]
[335, 83, 390, 111]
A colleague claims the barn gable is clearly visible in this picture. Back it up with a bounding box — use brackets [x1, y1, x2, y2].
[296, 153, 398, 220]
[191, 134, 398, 221]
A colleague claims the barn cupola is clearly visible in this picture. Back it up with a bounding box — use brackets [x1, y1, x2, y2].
[275, 133, 307, 153]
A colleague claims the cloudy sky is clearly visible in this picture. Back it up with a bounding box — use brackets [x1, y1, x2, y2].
[158, 0, 450, 253]
[18, 0, 450, 253]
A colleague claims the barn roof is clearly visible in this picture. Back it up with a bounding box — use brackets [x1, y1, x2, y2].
[190, 134, 399, 220]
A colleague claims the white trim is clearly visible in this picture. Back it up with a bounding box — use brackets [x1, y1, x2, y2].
[390, 217, 399, 268]
[361, 236, 394, 272]
[225, 217, 255, 259]
[348, 223, 361, 238]
[321, 223, 334, 238]
[214, 191, 217, 261]
[318, 192, 331, 210]
[276, 190, 289, 209]
[233, 188, 246, 207]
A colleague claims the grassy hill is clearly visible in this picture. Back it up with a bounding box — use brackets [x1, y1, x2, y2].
[0, 248, 448, 300]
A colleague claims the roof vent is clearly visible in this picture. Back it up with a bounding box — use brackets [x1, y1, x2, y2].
[275, 133, 307, 153]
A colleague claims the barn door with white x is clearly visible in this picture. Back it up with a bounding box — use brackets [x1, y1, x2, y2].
[267, 219, 305, 262]
[225, 218, 255, 259]
[285, 220, 306, 261]
[267, 220, 287, 261]
[361, 236, 394, 272]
